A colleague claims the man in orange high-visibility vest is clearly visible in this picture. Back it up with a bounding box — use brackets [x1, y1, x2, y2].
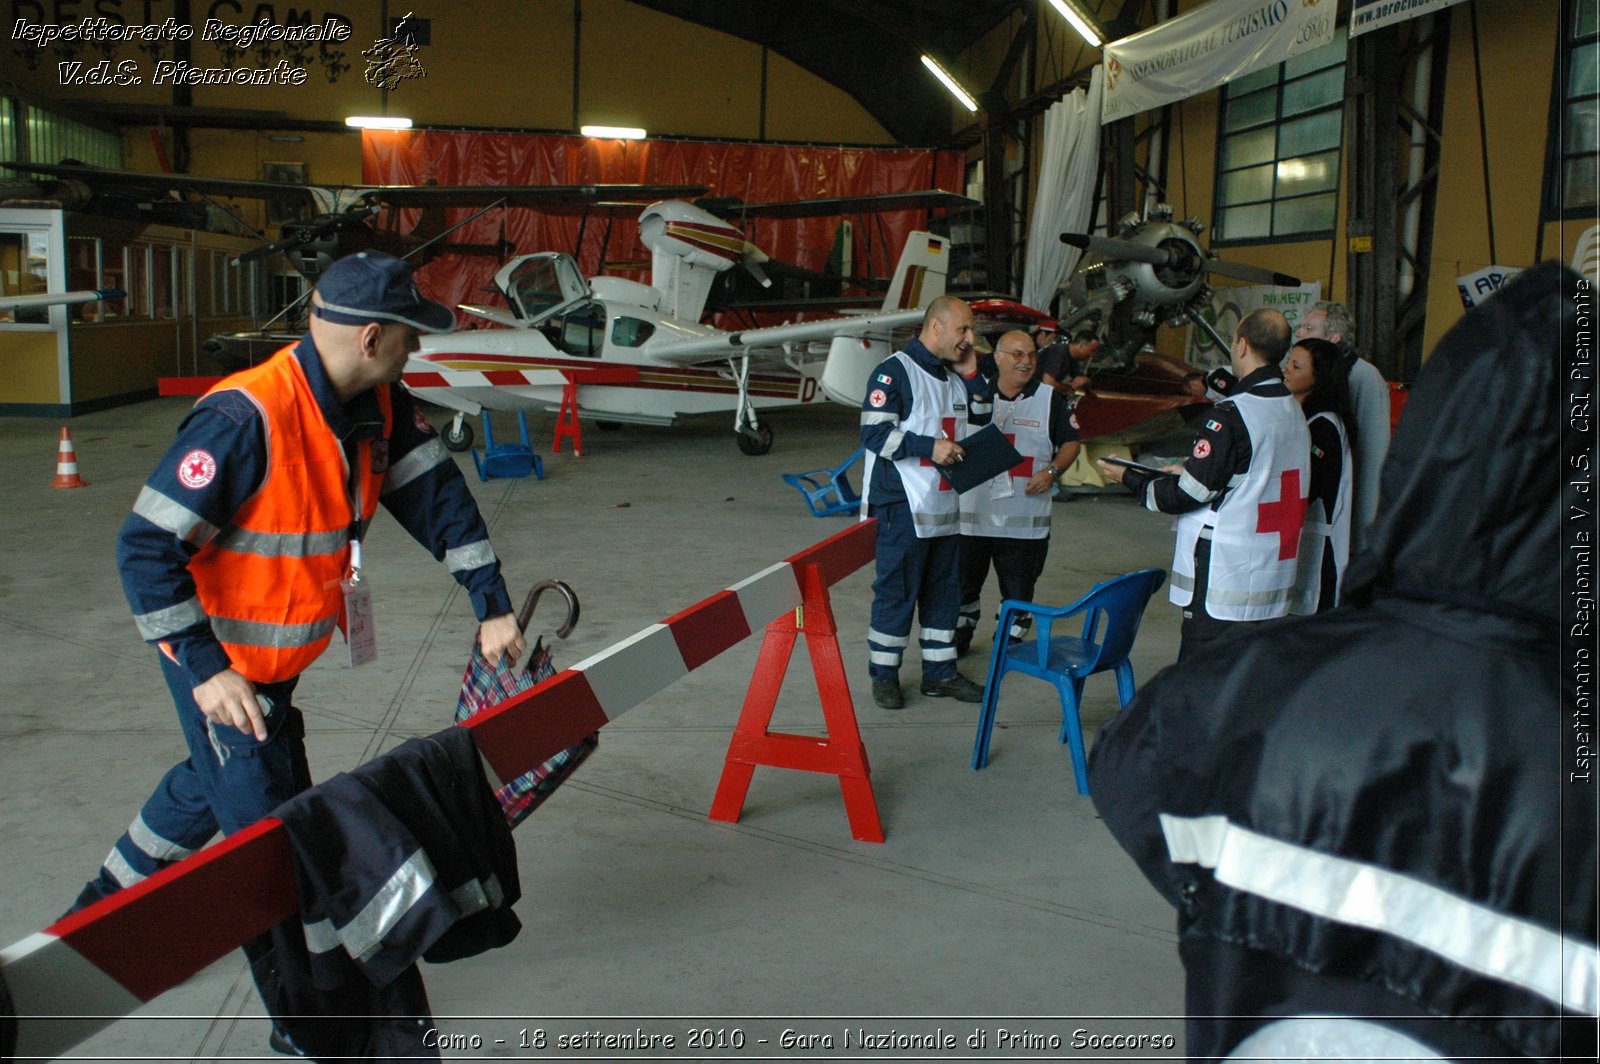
[73, 252, 524, 1045]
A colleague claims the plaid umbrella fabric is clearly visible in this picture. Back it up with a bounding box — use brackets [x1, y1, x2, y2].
[454, 584, 596, 827]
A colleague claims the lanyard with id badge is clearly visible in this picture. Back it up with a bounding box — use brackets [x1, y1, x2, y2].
[342, 440, 378, 667]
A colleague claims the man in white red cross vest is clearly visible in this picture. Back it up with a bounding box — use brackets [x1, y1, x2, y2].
[1098, 309, 1310, 661]
[955, 329, 1081, 654]
[858, 295, 988, 710]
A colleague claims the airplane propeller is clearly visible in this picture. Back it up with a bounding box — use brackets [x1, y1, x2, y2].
[1060, 232, 1301, 288]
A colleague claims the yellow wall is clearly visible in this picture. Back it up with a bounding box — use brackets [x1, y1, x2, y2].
[69, 320, 183, 403]
[0, 331, 64, 405]
[8, 0, 893, 145]
[1425, 1, 1568, 352]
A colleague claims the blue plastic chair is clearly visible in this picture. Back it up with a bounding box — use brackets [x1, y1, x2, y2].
[972, 568, 1167, 794]
[472, 411, 544, 482]
[781, 447, 864, 517]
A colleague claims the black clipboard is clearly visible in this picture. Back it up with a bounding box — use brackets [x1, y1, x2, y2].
[1102, 455, 1176, 478]
[939, 423, 1025, 493]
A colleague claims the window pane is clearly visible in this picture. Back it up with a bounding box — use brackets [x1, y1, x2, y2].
[151, 245, 173, 318]
[1279, 110, 1343, 156]
[1566, 157, 1599, 208]
[0, 231, 51, 323]
[1276, 151, 1341, 196]
[1224, 127, 1277, 169]
[1222, 164, 1275, 205]
[1285, 32, 1346, 78]
[1273, 193, 1337, 235]
[1579, 2, 1598, 39]
[1225, 88, 1276, 131]
[1219, 203, 1272, 241]
[1283, 67, 1343, 117]
[1230, 66, 1278, 95]
[1570, 41, 1598, 97]
[1568, 101, 1600, 154]
[126, 245, 149, 319]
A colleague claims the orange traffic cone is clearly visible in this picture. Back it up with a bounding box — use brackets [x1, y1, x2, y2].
[50, 427, 87, 489]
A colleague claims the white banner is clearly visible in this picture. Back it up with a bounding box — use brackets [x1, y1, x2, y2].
[1350, 0, 1470, 39]
[1185, 282, 1323, 367]
[1102, 0, 1338, 124]
[1455, 265, 1523, 308]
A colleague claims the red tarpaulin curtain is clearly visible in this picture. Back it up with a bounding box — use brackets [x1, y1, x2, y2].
[362, 130, 964, 324]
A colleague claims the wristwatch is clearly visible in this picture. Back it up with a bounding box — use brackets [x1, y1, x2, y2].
[1045, 465, 1059, 478]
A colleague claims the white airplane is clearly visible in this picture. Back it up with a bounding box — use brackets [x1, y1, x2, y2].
[405, 199, 951, 455]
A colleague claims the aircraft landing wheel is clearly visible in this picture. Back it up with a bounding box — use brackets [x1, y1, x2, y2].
[737, 423, 774, 456]
[442, 420, 474, 452]
[596, 420, 623, 431]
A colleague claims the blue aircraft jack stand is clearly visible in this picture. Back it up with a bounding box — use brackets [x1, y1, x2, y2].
[472, 411, 544, 482]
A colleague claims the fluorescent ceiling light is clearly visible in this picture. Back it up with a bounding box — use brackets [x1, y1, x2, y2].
[920, 55, 978, 113]
[580, 124, 647, 140]
[345, 115, 413, 129]
[1047, 0, 1104, 48]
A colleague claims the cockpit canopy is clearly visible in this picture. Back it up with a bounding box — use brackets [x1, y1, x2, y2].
[496, 253, 590, 324]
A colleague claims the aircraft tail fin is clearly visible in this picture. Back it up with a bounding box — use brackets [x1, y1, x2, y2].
[881, 231, 949, 313]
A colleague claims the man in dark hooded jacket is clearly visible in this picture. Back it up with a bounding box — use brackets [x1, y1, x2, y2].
[1087, 262, 1596, 1062]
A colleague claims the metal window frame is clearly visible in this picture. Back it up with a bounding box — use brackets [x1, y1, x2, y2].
[1212, 37, 1347, 245]
[1543, 0, 1600, 219]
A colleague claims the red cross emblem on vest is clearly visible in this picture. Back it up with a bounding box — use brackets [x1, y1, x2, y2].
[918, 417, 959, 491]
[1004, 432, 1035, 479]
[1256, 468, 1308, 561]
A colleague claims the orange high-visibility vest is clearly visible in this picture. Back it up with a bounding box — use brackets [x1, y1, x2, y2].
[188, 347, 392, 682]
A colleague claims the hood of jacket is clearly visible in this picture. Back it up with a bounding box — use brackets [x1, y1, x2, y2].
[1342, 261, 1579, 631]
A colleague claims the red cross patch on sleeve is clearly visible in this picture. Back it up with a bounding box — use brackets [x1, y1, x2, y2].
[1193, 438, 1212, 460]
[177, 449, 217, 489]
[869, 388, 888, 408]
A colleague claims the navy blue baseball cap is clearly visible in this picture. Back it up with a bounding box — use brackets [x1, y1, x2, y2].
[311, 250, 454, 333]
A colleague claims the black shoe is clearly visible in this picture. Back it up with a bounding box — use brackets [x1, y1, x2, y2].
[871, 677, 904, 710]
[921, 674, 985, 703]
[269, 1026, 310, 1057]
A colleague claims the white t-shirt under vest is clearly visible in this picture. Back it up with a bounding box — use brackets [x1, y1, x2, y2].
[959, 383, 1053, 540]
[1170, 389, 1311, 621]
[861, 350, 968, 538]
[1289, 410, 1353, 615]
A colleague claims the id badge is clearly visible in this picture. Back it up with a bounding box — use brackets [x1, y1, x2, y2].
[988, 472, 1015, 500]
[342, 540, 377, 667]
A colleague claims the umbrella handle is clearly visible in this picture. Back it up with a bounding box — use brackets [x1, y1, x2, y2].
[519, 579, 580, 639]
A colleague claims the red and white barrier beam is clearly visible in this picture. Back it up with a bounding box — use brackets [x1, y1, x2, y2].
[1, 520, 876, 1060]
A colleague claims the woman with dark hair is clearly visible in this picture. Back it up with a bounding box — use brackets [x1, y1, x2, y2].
[1281, 336, 1355, 612]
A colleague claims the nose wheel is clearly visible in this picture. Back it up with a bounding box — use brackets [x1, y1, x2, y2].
[737, 423, 774, 456]
[442, 412, 474, 452]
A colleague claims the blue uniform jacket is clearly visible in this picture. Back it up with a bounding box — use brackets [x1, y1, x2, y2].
[117, 336, 513, 686]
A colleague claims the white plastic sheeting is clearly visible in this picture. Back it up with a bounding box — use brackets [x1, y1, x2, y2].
[1021, 66, 1104, 315]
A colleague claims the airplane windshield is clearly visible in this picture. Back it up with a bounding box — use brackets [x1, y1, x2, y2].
[505, 253, 589, 324]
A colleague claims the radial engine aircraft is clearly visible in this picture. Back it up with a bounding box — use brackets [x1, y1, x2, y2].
[406, 198, 951, 455]
[1057, 205, 1302, 371]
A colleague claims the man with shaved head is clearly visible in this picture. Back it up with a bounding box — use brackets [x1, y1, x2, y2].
[1099, 308, 1310, 660]
[81, 250, 522, 1055]
[955, 329, 1081, 654]
[859, 294, 987, 709]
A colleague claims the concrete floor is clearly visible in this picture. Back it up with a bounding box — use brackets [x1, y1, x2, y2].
[0, 397, 1186, 1061]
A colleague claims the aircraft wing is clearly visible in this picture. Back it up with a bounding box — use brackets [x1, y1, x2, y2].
[647, 308, 925, 366]
[360, 184, 709, 210]
[1, 163, 706, 212]
[3, 161, 317, 203]
[699, 190, 978, 220]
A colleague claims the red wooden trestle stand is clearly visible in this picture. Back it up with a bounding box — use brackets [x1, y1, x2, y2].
[709, 561, 884, 843]
[553, 376, 584, 456]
